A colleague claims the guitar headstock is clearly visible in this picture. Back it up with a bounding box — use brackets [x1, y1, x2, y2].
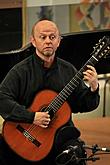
[92, 36, 110, 60]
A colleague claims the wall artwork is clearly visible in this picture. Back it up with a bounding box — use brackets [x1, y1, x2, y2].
[70, 1, 110, 32]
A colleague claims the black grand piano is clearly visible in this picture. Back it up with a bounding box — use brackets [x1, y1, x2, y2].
[0, 29, 110, 83]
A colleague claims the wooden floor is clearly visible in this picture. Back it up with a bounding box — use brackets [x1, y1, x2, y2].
[74, 117, 110, 165]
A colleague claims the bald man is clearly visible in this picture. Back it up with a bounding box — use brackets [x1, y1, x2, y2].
[0, 20, 100, 165]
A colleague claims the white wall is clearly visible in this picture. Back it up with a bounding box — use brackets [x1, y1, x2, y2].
[26, 5, 70, 43]
[73, 79, 110, 120]
[26, 0, 81, 7]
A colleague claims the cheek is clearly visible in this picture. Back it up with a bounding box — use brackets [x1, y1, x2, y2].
[55, 42, 60, 49]
[35, 42, 43, 49]
[56, 39, 61, 48]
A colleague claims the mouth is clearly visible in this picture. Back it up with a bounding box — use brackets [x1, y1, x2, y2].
[44, 47, 53, 50]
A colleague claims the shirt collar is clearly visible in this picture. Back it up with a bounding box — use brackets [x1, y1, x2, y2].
[33, 53, 58, 70]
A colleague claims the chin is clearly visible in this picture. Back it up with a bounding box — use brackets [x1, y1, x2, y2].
[44, 52, 53, 57]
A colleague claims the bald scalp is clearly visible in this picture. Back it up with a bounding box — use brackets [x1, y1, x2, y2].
[31, 19, 60, 37]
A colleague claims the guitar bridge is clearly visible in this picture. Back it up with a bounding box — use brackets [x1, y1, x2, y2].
[16, 124, 41, 147]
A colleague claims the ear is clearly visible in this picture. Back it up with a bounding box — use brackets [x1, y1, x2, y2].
[30, 35, 36, 48]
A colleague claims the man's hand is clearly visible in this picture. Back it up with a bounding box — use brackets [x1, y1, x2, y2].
[83, 65, 99, 92]
[33, 111, 50, 128]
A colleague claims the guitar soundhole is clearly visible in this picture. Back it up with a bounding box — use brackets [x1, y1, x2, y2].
[41, 106, 55, 120]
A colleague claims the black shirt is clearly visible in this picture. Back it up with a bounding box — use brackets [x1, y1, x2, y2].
[0, 53, 100, 123]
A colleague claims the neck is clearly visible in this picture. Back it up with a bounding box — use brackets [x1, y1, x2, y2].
[36, 53, 55, 68]
[44, 60, 53, 68]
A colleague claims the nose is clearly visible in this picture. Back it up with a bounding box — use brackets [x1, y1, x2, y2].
[45, 36, 51, 43]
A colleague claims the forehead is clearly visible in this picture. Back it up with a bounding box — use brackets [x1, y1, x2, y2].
[34, 21, 59, 35]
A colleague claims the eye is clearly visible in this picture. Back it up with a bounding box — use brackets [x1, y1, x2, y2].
[49, 35, 56, 40]
[39, 35, 46, 40]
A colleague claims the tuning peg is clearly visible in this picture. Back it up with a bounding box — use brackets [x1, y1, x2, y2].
[99, 45, 103, 48]
[93, 46, 96, 50]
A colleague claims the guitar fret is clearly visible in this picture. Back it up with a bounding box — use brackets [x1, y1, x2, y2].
[71, 79, 80, 86]
[65, 85, 73, 93]
[56, 94, 65, 102]
[51, 100, 62, 109]
[60, 91, 68, 99]
[63, 88, 71, 95]
[53, 94, 66, 105]
[48, 97, 64, 112]
[67, 83, 74, 91]
[47, 93, 67, 113]
[75, 74, 82, 82]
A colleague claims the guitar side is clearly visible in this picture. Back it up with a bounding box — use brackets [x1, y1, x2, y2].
[2, 89, 71, 161]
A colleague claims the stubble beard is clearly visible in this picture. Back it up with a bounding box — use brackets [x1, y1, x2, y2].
[43, 50, 54, 57]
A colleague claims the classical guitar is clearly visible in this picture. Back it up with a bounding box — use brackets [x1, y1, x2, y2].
[2, 36, 110, 161]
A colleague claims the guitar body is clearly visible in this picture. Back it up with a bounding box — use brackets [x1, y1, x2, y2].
[2, 89, 71, 161]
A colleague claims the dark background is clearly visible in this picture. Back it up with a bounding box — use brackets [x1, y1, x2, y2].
[58, 30, 110, 75]
[0, 8, 22, 52]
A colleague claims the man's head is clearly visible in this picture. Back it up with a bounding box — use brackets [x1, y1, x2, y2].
[30, 20, 61, 59]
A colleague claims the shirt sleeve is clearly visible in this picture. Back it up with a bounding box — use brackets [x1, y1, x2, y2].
[0, 68, 35, 123]
[68, 80, 100, 113]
